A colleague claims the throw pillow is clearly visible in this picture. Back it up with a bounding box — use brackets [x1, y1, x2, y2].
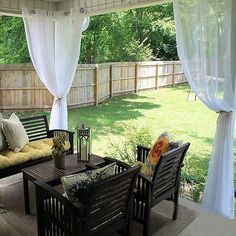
[169, 140, 183, 150]
[149, 131, 170, 165]
[0, 114, 8, 151]
[0, 129, 8, 151]
[133, 161, 152, 177]
[61, 163, 116, 207]
[1, 113, 29, 152]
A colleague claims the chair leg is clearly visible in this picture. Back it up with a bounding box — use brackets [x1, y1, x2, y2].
[143, 206, 151, 236]
[172, 192, 179, 220]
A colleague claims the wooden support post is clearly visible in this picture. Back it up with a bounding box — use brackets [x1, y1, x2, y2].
[110, 65, 113, 98]
[94, 65, 99, 106]
[156, 63, 159, 90]
[135, 63, 139, 93]
[172, 62, 176, 87]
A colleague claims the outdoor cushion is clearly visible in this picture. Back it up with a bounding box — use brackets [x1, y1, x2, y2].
[0, 129, 8, 152]
[1, 113, 29, 152]
[133, 161, 152, 177]
[0, 138, 70, 169]
[0, 114, 8, 151]
[61, 163, 116, 208]
[149, 131, 170, 165]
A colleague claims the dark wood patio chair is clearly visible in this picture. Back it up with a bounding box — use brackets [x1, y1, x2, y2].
[34, 164, 141, 236]
[134, 142, 190, 236]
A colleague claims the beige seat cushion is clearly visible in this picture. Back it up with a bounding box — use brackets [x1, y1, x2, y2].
[1, 113, 29, 152]
[0, 138, 70, 169]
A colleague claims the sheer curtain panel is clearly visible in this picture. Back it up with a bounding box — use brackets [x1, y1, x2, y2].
[22, 8, 89, 129]
[174, 0, 235, 219]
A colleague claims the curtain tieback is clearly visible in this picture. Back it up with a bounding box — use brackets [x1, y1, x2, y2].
[217, 111, 233, 115]
[54, 97, 65, 106]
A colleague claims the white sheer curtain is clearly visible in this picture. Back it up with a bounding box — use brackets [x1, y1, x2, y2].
[22, 8, 89, 129]
[174, 0, 235, 219]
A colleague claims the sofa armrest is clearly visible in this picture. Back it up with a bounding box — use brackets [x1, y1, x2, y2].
[49, 129, 75, 154]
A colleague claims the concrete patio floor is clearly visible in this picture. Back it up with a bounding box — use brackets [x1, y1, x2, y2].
[179, 198, 236, 236]
[0, 174, 236, 236]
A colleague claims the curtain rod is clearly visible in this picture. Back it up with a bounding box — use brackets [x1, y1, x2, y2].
[28, 8, 87, 15]
[26, 0, 133, 15]
[83, 0, 134, 13]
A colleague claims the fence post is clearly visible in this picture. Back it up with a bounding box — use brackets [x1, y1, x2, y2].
[135, 63, 139, 93]
[172, 62, 176, 86]
[94, 65, 99, 106]
[109, 64, 113, 98]
[156, 63, 159, 90]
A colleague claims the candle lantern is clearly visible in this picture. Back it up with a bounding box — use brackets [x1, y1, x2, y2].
[77, 124, 91, 162]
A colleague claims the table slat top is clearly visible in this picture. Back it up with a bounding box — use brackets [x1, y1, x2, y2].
[22, 154, 104, 183]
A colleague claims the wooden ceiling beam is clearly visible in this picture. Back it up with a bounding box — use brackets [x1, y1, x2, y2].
[0, 0, 169, 17]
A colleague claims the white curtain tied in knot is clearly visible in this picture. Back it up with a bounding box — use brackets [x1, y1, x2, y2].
[174, 0, 235, 219]
[22, 8, 90, 129]
[202, 111, 235, 218]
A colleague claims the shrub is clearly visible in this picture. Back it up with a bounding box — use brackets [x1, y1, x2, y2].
[105, 121, 153, 165]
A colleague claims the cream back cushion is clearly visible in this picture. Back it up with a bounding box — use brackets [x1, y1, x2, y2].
[0, 129, 8, 151]
[1, 113, 29, 152]
[0, 113, 8, 151]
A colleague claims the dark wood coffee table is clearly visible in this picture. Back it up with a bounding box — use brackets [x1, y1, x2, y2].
[22, 153, 104, 214]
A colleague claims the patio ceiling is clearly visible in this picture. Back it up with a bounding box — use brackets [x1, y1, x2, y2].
[0, 0, 167, 17]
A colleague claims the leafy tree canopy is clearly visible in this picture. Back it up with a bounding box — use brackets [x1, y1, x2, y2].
[0, 3, 178, 64]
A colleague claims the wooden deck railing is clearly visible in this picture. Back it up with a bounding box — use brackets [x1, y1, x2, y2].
[0, 61, 187, 112]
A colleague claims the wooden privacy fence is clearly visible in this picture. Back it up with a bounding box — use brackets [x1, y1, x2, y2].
[0, 61, 187, 111]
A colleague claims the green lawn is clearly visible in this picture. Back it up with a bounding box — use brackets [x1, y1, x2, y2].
[7, 83, 236, 193]
[69, 84, 218, 170]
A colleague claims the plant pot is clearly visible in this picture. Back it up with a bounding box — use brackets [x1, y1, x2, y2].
[53, 152, 66, 169]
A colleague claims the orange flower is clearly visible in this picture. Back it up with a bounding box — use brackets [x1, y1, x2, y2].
[149, 138, 169, 165]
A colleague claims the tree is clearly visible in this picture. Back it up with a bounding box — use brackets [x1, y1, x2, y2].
[0, 16, 30, 63]
[0, 3, 177, 64]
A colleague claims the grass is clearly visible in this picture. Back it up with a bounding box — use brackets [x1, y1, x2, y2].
[15, 84, 216, 156]
[72, 84, 217, 160]
[4, 83, 236, 187]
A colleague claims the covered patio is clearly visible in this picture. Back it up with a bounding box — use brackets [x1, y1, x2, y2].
[0, 173, 236, 236]
[0, 0, 236, 235]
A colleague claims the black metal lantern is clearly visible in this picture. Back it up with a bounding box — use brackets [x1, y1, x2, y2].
[77, 124, 91, 162]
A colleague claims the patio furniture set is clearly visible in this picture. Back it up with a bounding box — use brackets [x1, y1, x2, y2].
[0, 115, 190, 236]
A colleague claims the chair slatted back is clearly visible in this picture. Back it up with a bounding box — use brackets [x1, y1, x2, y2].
[20, 115, 50, 142]
[85, 166, 140, 235]
[152, 142, 190, 205]
[137, 145, 150, 163]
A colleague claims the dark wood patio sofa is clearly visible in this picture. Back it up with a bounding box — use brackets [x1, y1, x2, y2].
[0, 115, 74, 179]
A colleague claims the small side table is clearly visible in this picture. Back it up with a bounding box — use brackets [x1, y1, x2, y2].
[22, 153, 104, 214]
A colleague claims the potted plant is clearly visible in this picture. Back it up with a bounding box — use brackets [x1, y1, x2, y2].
[52, 133, 67, 169]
